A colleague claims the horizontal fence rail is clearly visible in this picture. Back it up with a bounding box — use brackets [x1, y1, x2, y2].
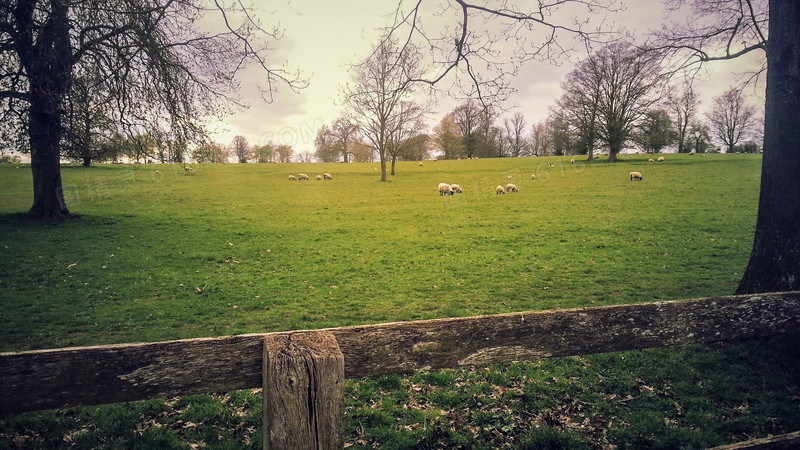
[3, 291, 800, 416]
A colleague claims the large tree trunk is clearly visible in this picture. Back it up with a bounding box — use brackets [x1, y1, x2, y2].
[736, 0, 800, 294]
[28, 103, 70, 219]
[379, 150, 387, 182]
[24, 0, 72, 219]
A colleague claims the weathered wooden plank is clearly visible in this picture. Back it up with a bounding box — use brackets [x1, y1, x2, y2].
[263, 332, 344, 450]
[330, 291, 800, 377]
[709, 431, 800, 449]
[0, 334, 265, 414]
[2, 292, 799, 414]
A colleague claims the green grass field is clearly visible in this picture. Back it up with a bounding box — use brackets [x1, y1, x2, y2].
[3, 154, 799, 449]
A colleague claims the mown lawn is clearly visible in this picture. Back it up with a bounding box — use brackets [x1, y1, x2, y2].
[3, 154, 799, 449]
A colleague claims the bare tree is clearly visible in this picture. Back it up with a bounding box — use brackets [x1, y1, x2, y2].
[231, 136, 251, 164]
[529, 122, 551, 157]
[314, 125, 339, 163]
[652, 0, 799, 294]
[707, 88, 756, 153]
[343, 39, 423, 181]
[383, 0, 622, 105]
[350, 141, 376, 163]
[1, 0, 305, 218]
[60, 73, 116, 166]
[254, 144, 274, 163]
[432, 114, 464, 159]
[386, 101, 427, 173]
[330, 116, 360, 163]
[594, 43, 664, 160]
[667, 81, 700, 153]
[296, 151, 314, 163]
[556, 60, 602, 160]
[504, 113, 528, 158]
[274, 144, 294, 164]
[451, 100, 484, 159]
[192, 142, 227, 163]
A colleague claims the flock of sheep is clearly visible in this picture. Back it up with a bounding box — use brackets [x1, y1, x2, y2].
[438, 155, 666, 195]
[288, 173, 332, 181]
[285, 155, 667, 196]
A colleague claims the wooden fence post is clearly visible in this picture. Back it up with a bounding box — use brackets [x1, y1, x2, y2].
[263, 331, 344, 450]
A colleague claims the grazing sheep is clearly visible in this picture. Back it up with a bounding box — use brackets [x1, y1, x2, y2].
[506, 183, 519, 193]
[657, 156, 665, 162]
[450, 184, 463, 194]
[629, 171, 643, 181]
[418, 162, 423, 166]
[496, 185, 506, 195]
[438, 183, 453, 196]
[531, 174, 536, 180]
[323, 173, 333, 180]
[648, 158, 655, 162]
[298, 173, 309, 180]
[570, 159, 575, 164]
[288, 175, 297, 180]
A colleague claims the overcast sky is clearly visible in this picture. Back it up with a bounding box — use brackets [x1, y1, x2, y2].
[207, 0, 766, 154]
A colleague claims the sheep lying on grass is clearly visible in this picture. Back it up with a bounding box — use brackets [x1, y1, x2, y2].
[506, 183, 519, 193]
[648, 158, 655, 162]
[438, 183, 453, 196]
[323, 173, 333, 180]
[450, 184, 463, 194]
[298, 173, 309, 180]
[288, 175, 297, 180]
[630, 171, 643, 181]
[496, 185, 506, 195]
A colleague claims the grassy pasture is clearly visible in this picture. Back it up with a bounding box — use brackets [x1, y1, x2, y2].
[3, 154, 800, 449]
[0, 154, 759, 350]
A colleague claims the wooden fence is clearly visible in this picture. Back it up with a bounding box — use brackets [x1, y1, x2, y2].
[3, 292, 800, 448]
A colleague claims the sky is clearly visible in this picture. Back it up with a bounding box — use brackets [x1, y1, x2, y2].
[207, 0, 766, 155]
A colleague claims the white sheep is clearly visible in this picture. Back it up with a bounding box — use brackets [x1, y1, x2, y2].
[496, 185, 506, 195]
[438, 183, 453, 196]
[657, 156, 665, 162]
[648, 158, 655, 162]
[570, 159, 575, 164]
[316, 175, 322, 180]
[531, 174, 536, 180]
[298, 173, 309, 180]
[629, 171, 643, 181]
[323, 173, 333, 180]
[506, 183, 519, 193]
[288, 175, 297, 180]
[450, 184, 463, 194]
